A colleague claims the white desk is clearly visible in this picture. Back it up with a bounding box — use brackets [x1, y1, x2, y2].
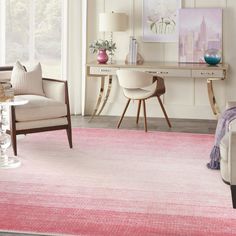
[86, 61, 228, 119]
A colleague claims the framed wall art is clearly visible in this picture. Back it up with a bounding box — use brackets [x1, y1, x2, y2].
[143, 0, 181, 42]
[179, 8, 222, 63]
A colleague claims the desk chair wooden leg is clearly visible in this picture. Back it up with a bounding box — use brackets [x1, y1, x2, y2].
[117, 99, 131, 129]
[136, 100, 141, 124]
[157, 96, 171, 128]
[142, 100, 147, 132]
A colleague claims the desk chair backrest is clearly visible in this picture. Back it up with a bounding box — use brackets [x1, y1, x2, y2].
[116, 70, 153, 89]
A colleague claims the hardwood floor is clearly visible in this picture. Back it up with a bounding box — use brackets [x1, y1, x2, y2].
[71, 115, 217, 134]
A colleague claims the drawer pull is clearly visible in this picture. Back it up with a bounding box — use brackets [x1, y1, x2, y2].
[100, 69, 111, 72]
[146, 71, 157, 74]
[146, 71, 169, 75]
[200, 72, 215, 75]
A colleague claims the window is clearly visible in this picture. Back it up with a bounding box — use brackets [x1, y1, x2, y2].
[0, 0, 65, 79]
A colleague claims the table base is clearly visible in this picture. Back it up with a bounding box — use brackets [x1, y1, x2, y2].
[0, 156, 21, 169]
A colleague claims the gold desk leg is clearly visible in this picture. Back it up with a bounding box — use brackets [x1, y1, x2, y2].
[97, 75, 113, 116]
[207, 79, 220, 116]
[89, 76, 105, 121]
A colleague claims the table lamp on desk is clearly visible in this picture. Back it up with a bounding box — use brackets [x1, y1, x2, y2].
[99, 12, 128, 64]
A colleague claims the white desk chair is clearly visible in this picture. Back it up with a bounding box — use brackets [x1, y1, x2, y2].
[116, 70, 171, 132]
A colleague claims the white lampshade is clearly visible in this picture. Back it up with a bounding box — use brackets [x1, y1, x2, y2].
[99, 12, 128, 32]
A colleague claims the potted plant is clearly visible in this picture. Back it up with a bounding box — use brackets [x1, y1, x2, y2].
[89, 39, 116, 64]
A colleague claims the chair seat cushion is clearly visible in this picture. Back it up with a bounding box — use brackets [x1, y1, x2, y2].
[14, 95, 67, 122]
[123, 81, 157, 100]
[220, 133, 229, 162]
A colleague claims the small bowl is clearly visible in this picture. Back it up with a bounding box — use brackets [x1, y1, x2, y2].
[204, 49, 221, 65]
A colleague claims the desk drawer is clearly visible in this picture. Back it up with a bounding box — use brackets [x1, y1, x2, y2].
[90, 67, 118, 75]
[192, 70, 224, 78]
[144, 69, 191, 78]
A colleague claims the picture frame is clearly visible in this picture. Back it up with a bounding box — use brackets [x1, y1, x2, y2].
[179, 8, 222, 63]
[143, 0, 181, 42]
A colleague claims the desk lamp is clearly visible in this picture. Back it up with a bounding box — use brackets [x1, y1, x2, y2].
[99, 12, 128, 63]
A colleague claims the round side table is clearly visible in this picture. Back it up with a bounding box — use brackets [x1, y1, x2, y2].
[0, 98, 28, 169]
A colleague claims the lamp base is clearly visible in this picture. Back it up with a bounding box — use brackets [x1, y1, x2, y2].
[107, 59, 116, 64]
[108, 52, 115, 64]
[125, 52, 144, 65]
[0, 156, 21, 169]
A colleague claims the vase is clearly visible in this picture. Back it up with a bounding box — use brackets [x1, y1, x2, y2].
[97, 49, 108, 64]
[204, 49, 221, 65]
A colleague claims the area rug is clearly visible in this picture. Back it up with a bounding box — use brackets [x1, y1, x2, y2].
[0, 128, 236, 236]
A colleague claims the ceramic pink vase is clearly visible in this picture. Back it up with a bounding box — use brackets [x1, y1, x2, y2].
[97, 49, 108, 64]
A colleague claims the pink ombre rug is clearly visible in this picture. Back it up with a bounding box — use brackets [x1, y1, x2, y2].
[0, 128, 236, 236]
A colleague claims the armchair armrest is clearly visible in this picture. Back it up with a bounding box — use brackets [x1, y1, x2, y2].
[42, 78, 68, 104]
[229, 119, 236, 132]
[229, 131, 236, 184]
[42, 78, 71, 118]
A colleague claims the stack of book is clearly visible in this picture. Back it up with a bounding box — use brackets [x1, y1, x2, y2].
[0, 82, 14, 102]
[128, 36, 138, 64]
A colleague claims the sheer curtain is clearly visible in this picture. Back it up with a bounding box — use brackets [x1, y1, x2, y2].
[66, 0, 86, 115]
[0, 0, 85, 115]
[1, 0, 64, 79]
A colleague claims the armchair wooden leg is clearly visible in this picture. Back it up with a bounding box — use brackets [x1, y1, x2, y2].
[10, 106, 17, 156]
[11, 131, 17, 156]
[157, 96, 171, 128]
[66, 126, 73, 149]
[231, 185, 236, 209]
[117, 99, 131, 129]
[142, 100, 147, 132]
[136, 100, 141, 124]
[65, 81, 73, 148]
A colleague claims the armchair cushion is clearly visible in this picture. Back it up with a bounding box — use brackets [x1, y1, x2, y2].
[11, 61, 45, 96]
[16, 117, 68, 130]
[43, 79, 66, 103]
[14, 95, 67, 122]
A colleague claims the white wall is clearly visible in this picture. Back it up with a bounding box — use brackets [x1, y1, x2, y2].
[85, 0, 236, 120]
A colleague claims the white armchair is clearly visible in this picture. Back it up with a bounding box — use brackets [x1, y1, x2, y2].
[220, 101, 236, 208]
[0, 66, 72, 156]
